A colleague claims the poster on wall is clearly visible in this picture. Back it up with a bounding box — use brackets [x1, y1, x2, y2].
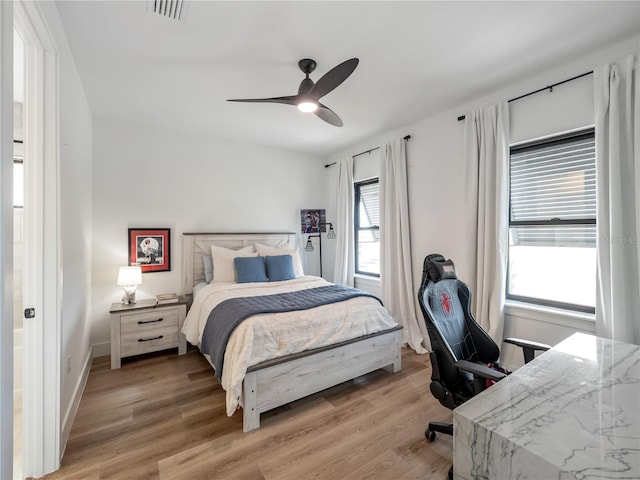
[128, 228, 171, 273]
[300, 209, 326, 233]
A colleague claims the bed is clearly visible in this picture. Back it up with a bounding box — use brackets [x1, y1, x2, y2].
[182, 232, 403, 432]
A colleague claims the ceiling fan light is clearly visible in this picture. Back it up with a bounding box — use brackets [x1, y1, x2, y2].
[298, 101, 318, 113]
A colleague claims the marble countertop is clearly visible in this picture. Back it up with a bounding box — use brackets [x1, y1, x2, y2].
[453, 332, 640, 479]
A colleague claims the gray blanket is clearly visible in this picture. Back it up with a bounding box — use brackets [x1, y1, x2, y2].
[200, 284, 383, 379]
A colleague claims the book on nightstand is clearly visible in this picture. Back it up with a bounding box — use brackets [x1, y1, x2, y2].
[155, 293, 179, 305]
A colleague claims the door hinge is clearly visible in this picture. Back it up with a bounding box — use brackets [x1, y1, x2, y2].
[24, 307, 35, 319]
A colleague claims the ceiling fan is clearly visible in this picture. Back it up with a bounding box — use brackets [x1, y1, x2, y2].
[227, 57, 359, 127]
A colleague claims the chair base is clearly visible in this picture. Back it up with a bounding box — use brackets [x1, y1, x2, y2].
[425, 422, 454, 480]
[425, 421, 453, 441]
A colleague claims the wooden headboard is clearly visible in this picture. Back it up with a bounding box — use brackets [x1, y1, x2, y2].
[182, 232, 296, 294]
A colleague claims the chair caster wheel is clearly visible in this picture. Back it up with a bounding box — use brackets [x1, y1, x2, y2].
[425, 428, 436, 442]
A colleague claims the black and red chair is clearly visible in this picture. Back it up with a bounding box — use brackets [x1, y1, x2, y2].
[417, 254, 550, 478]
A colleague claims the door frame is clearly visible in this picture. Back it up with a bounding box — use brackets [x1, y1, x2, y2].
[14, 1, 61, 477]
[0, 1, 14, 479]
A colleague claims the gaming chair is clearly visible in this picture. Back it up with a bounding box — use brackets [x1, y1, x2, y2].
[417, 254, 550, 479]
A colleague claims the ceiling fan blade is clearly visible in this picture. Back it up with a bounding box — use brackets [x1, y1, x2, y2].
[315, 103, 343, 127]
[310, 58, 359, 100]
[227, 95, 300, 106]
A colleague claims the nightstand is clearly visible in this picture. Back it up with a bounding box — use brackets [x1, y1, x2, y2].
[109, 297, 188, 369]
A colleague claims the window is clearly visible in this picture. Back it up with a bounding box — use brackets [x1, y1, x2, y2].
[355, 178, 380, 276]
[507, 128, 595, 313]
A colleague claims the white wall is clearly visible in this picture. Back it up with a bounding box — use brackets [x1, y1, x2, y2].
[58, 41, 93, 426]
[510, 71, 594, 145]
[323, 35, 640, 364]
[91, 118, 325, 349]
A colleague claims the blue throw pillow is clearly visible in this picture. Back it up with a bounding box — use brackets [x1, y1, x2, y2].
[203, 255, 214, 283]
[234, 256, 268, 283]
[265, 255, 295, 282]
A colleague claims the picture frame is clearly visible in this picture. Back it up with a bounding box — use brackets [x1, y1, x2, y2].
[300, 209, 326, 233]
[128, 228, 171, 273]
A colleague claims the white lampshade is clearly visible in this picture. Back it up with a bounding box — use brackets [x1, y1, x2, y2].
[117, 266, 142, 286]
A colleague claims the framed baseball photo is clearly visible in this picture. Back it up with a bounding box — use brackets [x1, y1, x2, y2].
[128, 228, 171, 273]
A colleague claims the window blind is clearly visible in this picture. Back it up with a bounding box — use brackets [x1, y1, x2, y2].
[509, 129, 595, 246]
[358, 181, 379, 228]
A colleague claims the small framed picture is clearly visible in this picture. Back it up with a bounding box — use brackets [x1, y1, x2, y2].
[300, 209, 327, 233]
[128, 228, 171, 273]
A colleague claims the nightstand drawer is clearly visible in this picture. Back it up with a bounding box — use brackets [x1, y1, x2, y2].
[120, 308, 179, 334]
[120, 325, 179, 357]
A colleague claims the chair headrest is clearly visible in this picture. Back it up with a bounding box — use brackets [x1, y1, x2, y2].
[424, 254, 457, 283]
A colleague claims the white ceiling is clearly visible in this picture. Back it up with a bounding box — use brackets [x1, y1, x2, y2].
[55, 1, 639, 156]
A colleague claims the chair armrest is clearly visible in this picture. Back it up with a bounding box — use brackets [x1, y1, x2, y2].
[504, 337, 551, 351]
[504, 337, 552, 364]
[455, 360, 507, 383]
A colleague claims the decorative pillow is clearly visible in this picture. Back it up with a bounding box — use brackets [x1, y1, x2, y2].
[210, 244, 256, 283]
[202, 255, 214, 283]
[265, 255, 295, 282]
[234, 256, 268, 283]
[255, 243, 304, 277]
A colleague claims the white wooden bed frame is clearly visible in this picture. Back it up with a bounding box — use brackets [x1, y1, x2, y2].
[182, 232, 403, 432]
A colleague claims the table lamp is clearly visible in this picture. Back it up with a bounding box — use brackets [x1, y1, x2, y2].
[117, 266, 142, 304]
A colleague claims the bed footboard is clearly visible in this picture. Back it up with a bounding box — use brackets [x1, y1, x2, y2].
[242, 326, 402, 432]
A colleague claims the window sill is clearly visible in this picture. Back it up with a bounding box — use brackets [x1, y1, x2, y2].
[354, 273, 380, 282]
[353, 273, 380, 283]
[504, 299, 595, 331]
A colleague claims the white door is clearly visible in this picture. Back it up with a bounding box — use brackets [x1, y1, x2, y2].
[14, 2, 61, 477]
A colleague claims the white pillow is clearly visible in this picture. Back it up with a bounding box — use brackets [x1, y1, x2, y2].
[210, 245, 257, 283]
[254, 242, 304, 277]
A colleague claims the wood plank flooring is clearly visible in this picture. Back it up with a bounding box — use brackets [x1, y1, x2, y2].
[40, 347, 453, 480]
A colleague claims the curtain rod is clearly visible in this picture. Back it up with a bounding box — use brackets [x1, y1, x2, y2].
[456, 70, 593, 122]
[324, 134, 411, 168]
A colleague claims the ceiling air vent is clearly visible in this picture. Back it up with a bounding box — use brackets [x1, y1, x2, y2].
[150, 0, 186, 21]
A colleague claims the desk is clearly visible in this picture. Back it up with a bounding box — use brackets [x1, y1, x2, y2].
[453, 333, 640, 479]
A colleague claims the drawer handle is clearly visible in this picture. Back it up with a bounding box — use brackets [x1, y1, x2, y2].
[138, 318, 163, 325]
[138, 335, 164, 342]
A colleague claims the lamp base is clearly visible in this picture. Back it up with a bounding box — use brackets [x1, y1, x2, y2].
[121, 288, 137, 304]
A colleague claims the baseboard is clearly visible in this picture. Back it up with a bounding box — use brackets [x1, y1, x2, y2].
[92, 341, 110, 358]
[60, 348, 92, 459]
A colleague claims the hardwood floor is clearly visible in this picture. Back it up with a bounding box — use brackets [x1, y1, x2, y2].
[41, 347, 453, 480]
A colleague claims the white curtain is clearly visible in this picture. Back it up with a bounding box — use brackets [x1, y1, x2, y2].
[333, 156, 355, 286]
[594, 54, 640, 346]
[463, 102, 509, 344]
[380, 138, 427, 353]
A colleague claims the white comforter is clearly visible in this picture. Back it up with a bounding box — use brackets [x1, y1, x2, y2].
[182, 276, 397, 416]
